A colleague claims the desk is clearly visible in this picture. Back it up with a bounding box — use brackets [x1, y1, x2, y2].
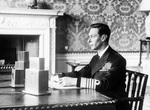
[0, 81, 117, 110]
[139, 39, 150, 66]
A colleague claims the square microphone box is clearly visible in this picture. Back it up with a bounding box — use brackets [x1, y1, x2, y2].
[24, 69, 49, 95]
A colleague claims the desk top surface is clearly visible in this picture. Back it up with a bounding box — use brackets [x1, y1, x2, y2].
[0, 81, 115, 108]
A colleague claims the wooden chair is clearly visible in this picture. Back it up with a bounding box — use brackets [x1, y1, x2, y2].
[118, 70, 148, 110]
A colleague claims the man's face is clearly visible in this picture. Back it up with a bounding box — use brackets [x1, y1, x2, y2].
[88, 28, 102, 50]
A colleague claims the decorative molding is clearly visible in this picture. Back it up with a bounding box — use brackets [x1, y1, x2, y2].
[0, 16, 48, 29]
[0, 100, 117, 109]
[58, 51, 144, 55]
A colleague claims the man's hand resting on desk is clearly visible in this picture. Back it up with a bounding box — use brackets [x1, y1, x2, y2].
[50, 73, 77, 87]
[59, 77, 77, 87]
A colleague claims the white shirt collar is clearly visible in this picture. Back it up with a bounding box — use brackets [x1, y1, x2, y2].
[98, 45, 109, 58]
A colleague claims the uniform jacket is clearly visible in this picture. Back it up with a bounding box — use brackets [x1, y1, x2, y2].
[66, 46, 127, 98]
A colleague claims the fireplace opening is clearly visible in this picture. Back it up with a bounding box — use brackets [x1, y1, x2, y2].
[0, 35, 39, 64]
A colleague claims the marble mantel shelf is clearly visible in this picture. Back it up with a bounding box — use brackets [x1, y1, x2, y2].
[0, 8, 64, 16]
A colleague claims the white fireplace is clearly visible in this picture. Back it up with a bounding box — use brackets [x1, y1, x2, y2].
[0, 8, 64, 74]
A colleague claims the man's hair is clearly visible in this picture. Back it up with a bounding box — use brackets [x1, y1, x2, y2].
[90, 23, 111, 42]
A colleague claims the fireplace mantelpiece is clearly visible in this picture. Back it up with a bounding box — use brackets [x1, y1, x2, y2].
[0, 8, 64, 74]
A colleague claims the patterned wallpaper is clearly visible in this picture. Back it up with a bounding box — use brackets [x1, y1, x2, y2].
[0, 0, 147, 53]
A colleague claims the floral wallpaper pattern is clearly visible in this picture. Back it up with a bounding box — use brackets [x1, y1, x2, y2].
[0, 0, 147, 53]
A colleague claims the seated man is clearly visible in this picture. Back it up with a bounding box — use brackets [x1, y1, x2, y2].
[52, 23, 130, 110]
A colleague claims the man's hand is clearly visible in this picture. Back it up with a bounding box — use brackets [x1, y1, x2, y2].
[50, 73, 77, 87]
[59, 77, 77, 87]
